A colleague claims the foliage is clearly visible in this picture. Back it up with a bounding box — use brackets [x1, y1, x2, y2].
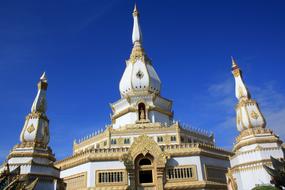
[263, 154, 285, 190]
[252, 185, 279, 190]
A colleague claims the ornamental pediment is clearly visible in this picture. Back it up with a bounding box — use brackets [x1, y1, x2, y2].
[120, 134, 170, 168]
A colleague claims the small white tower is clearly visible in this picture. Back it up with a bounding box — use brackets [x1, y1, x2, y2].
[5, 73, 65, 190]
[227, 57, 284, 190]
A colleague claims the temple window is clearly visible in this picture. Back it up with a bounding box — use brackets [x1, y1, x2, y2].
[64, 172, 87, 190]
[139, 158, 152, 166]
[157, 136, 163, 142]
[97, 170, 125, 184]
[180, 136, 184, 142]
[204, 165, 227, 183]
[139, 170, 153, 183]
[124, 138, 130, 144]
[138, 103, 146, 120]
[111, 139, 117, 145]
[171, 136, 176, 142]
[166, 166, 197, 181]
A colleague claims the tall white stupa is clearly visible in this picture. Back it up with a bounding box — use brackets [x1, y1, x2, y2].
[227, 57, 284, 190]
[2, 73, 65, 190]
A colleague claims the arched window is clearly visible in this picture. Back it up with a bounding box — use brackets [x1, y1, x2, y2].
[136, 156, 153, 184]
[139, 158, 152, 166]
[138, 103, 146, 120]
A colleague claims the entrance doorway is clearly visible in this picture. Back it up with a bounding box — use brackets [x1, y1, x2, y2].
[135, 154, 155, 189]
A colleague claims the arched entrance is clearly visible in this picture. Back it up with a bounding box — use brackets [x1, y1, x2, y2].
[135, 154, 155, 189]
[121, 135, 169, 190]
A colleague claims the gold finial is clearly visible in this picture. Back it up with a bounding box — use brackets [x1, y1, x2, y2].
[38, 72, 48, 90]
[133, 3, 139, 17]
[231, 56, 239, 69]
[231, 56, 241, 77]
[40, 72, 47, 82]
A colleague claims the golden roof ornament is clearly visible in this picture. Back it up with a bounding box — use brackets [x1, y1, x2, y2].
[231, 56, 240, 77]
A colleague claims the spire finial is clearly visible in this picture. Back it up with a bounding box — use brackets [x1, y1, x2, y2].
[231, 56, 238, 68]
[31, 73, 48, 113]
[133, 3, 139, 16]
[132, 3, 142, 44]
[40, 72, 47, 82]
[231, 57, 251, 101]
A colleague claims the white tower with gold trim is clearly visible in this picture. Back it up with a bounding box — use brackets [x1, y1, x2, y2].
[4, 73, 65, 190]
[227, 58, 284, 190]
[112, 5, 172, 129]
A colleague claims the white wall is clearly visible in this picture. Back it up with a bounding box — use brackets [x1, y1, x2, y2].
[234, 167, 272, 190]
[149, 111, 170, 124]
[60, 161, 125, 188]
[113, 112, 137, 129]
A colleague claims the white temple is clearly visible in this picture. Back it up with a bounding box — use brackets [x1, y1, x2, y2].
[55, 5, 232, 190]
[0, 4, 284, 190]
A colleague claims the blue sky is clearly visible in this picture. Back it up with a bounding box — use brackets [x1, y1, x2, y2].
[0, 0, 285, 161]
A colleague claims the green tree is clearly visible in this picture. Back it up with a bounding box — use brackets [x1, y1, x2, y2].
[252, 185, 279, 190]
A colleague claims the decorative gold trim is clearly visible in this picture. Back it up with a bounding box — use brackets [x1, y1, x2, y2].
[93, 186, 128, 190]
[250, 111, 259, 119]
[121, 135, 169, 168]
[27, 124, 35, 133]
[230, 159, 272, 173]
[63, 172, 87, 190]
[13, 141, 49, 149]
[164, 180, 227, 189]
[230, 146, 281, 159]
[56, 142, 232, 170]
[19, 173, 62, 181]
[232, 68, 240, 77]
[129, 44, 149, 64]
[233, 135, 281, 152]
[226, 168, 238, 190]
[26, 112, 49, 122]
[8, 151, 56, 162]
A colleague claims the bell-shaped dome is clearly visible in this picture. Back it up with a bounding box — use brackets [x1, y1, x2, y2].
[119, 46, 161, 96]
